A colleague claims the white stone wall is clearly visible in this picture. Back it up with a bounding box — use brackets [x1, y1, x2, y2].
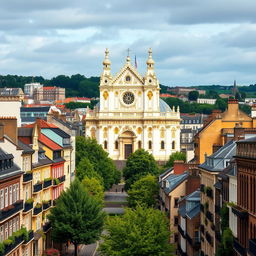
[229, 175, 237, 237]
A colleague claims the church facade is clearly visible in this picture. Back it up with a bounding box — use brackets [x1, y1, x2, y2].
[85, 49, 181, 161]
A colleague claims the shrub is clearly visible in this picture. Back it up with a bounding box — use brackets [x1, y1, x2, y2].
[35, 203, 42, 209]
[3, 239, 12, 246]
[25, 198, 34, 204]
[0, 243, 4, 254]
[44, 177, 52, 182]
[54, 178, 60, 185]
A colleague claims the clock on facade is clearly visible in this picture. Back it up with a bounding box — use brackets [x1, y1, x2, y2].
[123, 92, 135, 105]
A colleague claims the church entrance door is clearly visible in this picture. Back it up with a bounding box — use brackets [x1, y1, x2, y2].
[124, 144, 133, 159]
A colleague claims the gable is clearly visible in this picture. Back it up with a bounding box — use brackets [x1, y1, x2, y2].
[111, 64, 144, 86]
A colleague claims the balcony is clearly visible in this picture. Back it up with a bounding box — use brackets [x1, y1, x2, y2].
[23, 200, 33, 213]
[249, 239, 256, 256]
[233, 239, 246, 256]
[23, 230, 34, 245]
[178, 225, 186, 238]
[2, 233, 24, 255]
[0, 200, 23, 222]
[23, 172, 33, 183]
[53, 175, 65, 186]
[232, 205, 248, 219]
[43, 179, 52, 189]
[33, 204, 42, 215]
[43, 222, 51, 233]
[43, 200, 51, 211]
[33, 182, 43, 193]
[206, 211, 213, 222]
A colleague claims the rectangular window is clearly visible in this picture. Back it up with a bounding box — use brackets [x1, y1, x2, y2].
[0, 226, 3, 242]
[174, 216, 179, 226]
[13, 185, 16, 203]
[4, 224, 8, 240]
[0, 190, 4, 209]
[9, 220, 12, 236]
[16, 184, 19, 201]
[174, 233, 179, 242]
[4, 188, 8, 207]
[174, 198, 179, 208]
[9, 186, 12, 205]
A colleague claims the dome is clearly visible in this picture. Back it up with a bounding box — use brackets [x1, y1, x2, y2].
[159, 99, 172, 112]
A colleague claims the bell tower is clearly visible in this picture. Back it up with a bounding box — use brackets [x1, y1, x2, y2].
[100, 48, 112, 86]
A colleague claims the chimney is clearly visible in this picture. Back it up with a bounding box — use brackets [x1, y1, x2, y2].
[173, 160, 187, 174]
[251, 104, 256, 118]
[0, 124, 4, 140]
[227, 98, 239, 114]
[234, 122, 245, 141]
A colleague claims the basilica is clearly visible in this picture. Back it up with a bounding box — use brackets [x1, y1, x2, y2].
[85, 49, 181, 161]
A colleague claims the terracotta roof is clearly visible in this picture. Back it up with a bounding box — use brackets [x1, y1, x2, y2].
[25, 119, 58, 128]
[160, 93, 176, 98]
[43, 87, 56, 90]
[39, 134, 62, 150]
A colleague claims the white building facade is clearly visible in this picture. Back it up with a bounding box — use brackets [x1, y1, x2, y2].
[85, 49, 181, 161]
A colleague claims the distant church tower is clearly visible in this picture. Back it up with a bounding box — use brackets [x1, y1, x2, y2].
[85, 49, 181, 161]
[232, 80, 239, 96]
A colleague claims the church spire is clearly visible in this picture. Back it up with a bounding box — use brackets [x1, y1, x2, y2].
[146, 48, 155, 69]
[126, 48, 131, 64]
[100, 48, 112, 86]
[103, 48, 111, 70]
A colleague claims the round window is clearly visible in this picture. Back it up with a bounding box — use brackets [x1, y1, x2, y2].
[126, 76, 131, 82]
[123, 92, 135, 105]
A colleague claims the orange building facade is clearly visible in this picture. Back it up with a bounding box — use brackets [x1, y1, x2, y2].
[194, 99, 256, 164]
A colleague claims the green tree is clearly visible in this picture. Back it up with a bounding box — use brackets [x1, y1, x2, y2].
[128, 175, 159, 208]
[165, 152, 186, 168]
[76, 137, 121, 190]
[76, 157, 103, 184]
[82, 176, 104, 204]
[215, 98, 227, 112]
[188, 91, 199, 101]
[48, 180, 105, 256]
[123, 149, 159, 190]
[99, 206, 173, 256]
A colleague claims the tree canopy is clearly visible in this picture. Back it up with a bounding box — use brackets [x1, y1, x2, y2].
[123, 149, 159, 190]
[76, 136, 121, 190]
[48, 180, 105, 256]
[82, 176, 104, 204]
[188, 91, 199, 101]
[165, 152, 186, 168]
[99, 206, 173, 256]
[127, 174, 159, 208]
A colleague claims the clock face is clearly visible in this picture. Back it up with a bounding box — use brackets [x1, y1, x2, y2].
[123, 92, 135, 105]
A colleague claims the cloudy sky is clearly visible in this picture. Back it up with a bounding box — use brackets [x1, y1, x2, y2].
[1, 0, 256, 86]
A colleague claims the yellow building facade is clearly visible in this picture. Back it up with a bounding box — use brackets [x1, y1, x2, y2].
[194, 99, 256, 164]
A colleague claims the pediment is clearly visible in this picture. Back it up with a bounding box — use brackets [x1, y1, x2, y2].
[111, 64, 144, 86]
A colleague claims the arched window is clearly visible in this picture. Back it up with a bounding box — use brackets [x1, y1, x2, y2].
[148, 140, 152, 150]
[104, 141, 108, 149]
[172, 141, 175, 150]
[161, 141, 165, 150]
[138, 141, 142, 149]
[115, 141, 118, 150]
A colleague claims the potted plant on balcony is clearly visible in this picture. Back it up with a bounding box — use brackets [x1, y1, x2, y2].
[0, 243, 4, 254]
[54, 178, 60, 185]
[35, 203, 42, 209]
[43, 248, 60, 256]
[25, 198, 34, 205]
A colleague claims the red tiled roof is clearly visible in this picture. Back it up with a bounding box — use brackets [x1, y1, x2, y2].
[25, 119, 58, 128]
[160, 93, 176, 98]
[39, 134, 62, 150]
[43, 87, 56, 90]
